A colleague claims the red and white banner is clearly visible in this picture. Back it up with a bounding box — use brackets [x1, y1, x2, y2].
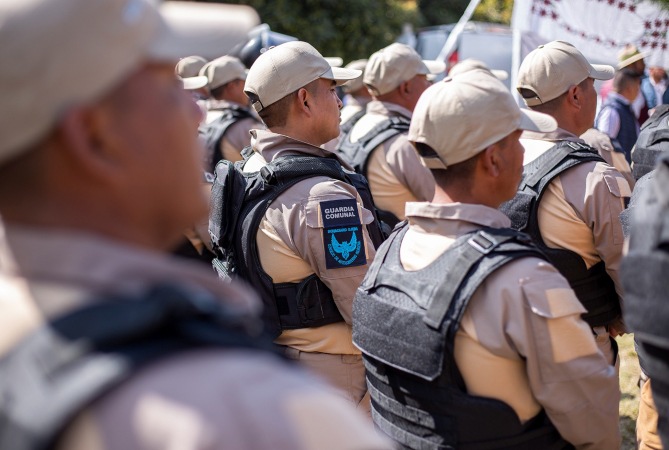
[512, 0, 669, 68]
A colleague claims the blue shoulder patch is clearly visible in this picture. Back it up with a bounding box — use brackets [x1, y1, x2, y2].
[320, 199, 366, 269]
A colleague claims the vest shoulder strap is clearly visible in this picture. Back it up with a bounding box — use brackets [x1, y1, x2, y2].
[0, 284, 276, 450]
[336, 115, 411, 176]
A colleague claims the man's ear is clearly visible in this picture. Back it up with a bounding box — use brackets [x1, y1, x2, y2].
[296, 87, 312, 115]
[54, 105, 123, 183]
[480, 144, 501, 177]
[399, 80, 411, 97]
[566, 84, 581, 110]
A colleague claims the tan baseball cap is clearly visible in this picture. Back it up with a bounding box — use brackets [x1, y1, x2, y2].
[517, 40, 614, 107]
[200, 55, 248, 90]
[244, 41, 362, 112]
[176, 56, 208, 79]
[617, 44, 646, 69]
[342, 59, 369, 93]
[364, 43, 446, 96]
[449, 59, 508, 81]
[409, 69, 557, 170]
[0, 0, 197, 164]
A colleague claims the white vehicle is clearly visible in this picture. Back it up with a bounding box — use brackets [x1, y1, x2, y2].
[413, 22, 513, 88]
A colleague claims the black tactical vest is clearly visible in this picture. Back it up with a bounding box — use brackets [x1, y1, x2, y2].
[622, 155, 669, 448]
[632, 104, 669, 180]
[335, 115, 411, 227]
[0, 284, 279, 450]
[199, 106, 257, 173]
[499, 141, 620, 327]
[353, 224, 571, 450]
[209, 153, 386, 339]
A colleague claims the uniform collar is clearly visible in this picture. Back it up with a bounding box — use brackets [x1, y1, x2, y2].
[405, 202, 511, 237]
[249, 129, 353, 169]
[205, 98, 250, 111]
[366, 100, 413, 120]
[521, 126, 584, 143]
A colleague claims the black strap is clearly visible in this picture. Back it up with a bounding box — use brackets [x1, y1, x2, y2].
[0, 284, 277, 450]
[522, 141, 590, 189]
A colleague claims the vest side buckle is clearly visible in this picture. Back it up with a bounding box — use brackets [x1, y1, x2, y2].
[467, 230, 498, 255]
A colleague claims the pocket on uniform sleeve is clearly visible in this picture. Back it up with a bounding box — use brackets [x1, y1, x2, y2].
[603, 173, 631, 244]
[522, 278, 600, 382]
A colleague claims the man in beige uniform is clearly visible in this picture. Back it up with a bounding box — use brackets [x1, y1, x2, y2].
[341, 43, 443, 222]
[231, 41, 379, 412]
[510, 41, 630, 364]
[340, 59, 372, 126]
[199, 55, 262, 167]
[352, 69, 620, 449]
[0, 1, 392, 449]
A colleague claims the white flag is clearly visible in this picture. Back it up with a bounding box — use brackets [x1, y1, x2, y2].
[512, 0, 669, 68]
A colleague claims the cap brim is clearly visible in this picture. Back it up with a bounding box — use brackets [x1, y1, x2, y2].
[491, 69, 509, 81]
[423, 60, 447, 75]
[181, 76, 208, 90]
[325, 57, 344, 67]
[148, 2, 260, 62]
[590, 63, 615, 80]
[322, 67, 363, 86]
[519, 108, 557, 133]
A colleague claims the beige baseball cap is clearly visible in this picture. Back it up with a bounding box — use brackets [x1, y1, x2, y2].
[342, 59, 368, 93]
[517, 40, 614, 107]
[175, 55, 208, 79]
[364, 43, 446, 96]
[449, 59, 508, 81]
[0, 0, 197, 164]
[409, 69, 557, 170]
[244, 41, 362, 112]
[200, 55, 248, 90]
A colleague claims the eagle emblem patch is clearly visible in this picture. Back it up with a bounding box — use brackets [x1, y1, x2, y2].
[320, 199, 366, 269]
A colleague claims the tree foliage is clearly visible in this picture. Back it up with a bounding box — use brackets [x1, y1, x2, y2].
[417, 0, 513, 27]
[195, 0, 419, 63]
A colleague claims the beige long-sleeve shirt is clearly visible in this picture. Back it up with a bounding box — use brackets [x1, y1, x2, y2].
[520, 128, 630, 310]
[348, 100, 435, 220]
[0, 224, 390, 450]
[399, 202, 621, 450]
[245, 129, 376, 355]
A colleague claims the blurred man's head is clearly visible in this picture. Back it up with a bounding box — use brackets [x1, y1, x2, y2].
[410, 70, 556, 206]
[176, 55, 209, 99]
[341, 59, 370, 98]
[244, 41, 361, 145]
[0, 0, 206, 250]
[200, 55, 249, 105]
[364, 43, 445, 112]
[649, 66, 667, 83]
[517, 40, 614, 135]
[614, 70, 642, 103]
